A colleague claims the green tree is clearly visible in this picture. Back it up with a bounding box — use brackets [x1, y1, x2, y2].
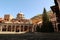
[42, 8, 49, 23]
[41, 8, 54, 32]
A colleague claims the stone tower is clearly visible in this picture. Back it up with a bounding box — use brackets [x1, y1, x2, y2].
[4, 14, 13, 21]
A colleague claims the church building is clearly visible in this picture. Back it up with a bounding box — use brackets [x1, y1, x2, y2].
[0, 12, 35, 34]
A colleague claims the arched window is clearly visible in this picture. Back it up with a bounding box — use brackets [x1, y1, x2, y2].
[21, 25, 23, 32]
[24, 25, 28, 31]
[8, 25, 11, 31]
[12, 25, 15, 32]
[16, 25, 19, 32]
[2, 25, 6, 31]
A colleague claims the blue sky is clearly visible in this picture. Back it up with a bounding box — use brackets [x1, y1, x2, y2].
[0, 0, 54, 19]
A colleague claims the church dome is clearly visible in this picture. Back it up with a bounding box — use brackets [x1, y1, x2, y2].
[16, 12, 25, 19]
[18, 11, 24, 15]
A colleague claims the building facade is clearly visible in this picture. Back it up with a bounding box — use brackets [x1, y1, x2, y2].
[0, 12, 35, 33]
[51, 0, 60, 32]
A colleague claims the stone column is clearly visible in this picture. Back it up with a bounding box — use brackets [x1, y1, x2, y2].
[6, 25, 8, 32]
[19, 25, 21, 32]
[53, 23, 55, 32]
[0, 25, 1, 31]
[10, 25, 12, 32]
[56, 23, 58, 32]
[0, 25, 2, 32]
[32, 25, 34, 32]
[14, 25, 16, 32]
[34, 25, 37, 32]
[23, 25, 24, 32]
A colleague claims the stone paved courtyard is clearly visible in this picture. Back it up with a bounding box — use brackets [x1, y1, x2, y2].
[0, 32, 60, 40]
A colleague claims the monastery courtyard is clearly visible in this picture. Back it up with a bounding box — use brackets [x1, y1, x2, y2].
[0, 32, 60, 40]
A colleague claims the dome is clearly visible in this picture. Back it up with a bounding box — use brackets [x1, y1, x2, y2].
[18, 11, 24, 14]
[16, 11, 25, 19]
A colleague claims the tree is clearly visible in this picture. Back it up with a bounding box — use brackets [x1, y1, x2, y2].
[42, 8, 49, 23]
[40, 8, 54, 32]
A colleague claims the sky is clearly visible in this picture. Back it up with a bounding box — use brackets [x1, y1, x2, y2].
[0, 0, 54, 19]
